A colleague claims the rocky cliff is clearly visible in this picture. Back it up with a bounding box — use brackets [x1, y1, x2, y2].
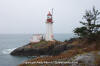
[10, 40, 73, 56]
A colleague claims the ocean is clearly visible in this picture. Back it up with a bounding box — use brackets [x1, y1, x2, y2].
[0, 34, 76, 66]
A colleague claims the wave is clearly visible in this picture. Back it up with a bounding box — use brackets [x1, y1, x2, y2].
[2, 48, 16, 54]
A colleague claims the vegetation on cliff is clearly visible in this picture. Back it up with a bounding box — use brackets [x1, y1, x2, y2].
[74, 7, 100, 40]
[10, 40, 73, 56]
[19, 38, 100, 66]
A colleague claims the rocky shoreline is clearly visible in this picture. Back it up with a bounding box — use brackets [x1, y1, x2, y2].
[10, 38, 100, 66]
[10, 40, 73, 56]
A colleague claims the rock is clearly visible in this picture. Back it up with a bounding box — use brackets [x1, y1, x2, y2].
[10, 41, 73, 56]
[69, 52, 100, 66]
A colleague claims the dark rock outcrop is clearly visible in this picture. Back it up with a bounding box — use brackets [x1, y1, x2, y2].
[10, 41, 74, 56]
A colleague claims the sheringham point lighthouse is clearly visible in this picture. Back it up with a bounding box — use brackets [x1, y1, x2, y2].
[45, 11, 54, 41]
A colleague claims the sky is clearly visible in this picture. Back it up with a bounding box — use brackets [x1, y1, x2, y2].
[0, 0, 100, 34]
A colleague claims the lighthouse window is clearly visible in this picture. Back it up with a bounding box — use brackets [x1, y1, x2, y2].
[47, 16, 51, 19]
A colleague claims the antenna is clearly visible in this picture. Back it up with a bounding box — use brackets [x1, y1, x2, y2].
[51, 8, 54, 16]
[51, 8, 54, 22]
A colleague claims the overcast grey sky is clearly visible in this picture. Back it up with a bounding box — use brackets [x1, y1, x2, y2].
[0, 0, 100, 34]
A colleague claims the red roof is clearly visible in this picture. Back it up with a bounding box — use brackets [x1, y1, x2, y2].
[47, 11, 52, 16]
[46, 11, 53, 23]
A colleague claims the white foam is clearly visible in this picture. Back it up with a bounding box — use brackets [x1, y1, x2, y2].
[2, 48, 16, 54]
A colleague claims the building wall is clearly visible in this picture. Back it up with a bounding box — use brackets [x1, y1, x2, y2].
[30, 34, 43, 43]
[45, 22, 53, 41]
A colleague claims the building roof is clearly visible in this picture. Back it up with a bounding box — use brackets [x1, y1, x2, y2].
[47, 11, 52, 16]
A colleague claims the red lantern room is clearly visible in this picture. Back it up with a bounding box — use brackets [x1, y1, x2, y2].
[46, 11, 53, 23]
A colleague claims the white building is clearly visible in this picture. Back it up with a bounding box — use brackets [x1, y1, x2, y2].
[45, 11, 54, 41]
[30, 11, 54, 43]
[30, 34, 43, 43]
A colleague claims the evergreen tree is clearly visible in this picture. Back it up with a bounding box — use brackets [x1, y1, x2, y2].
[74, 7, 100, 39]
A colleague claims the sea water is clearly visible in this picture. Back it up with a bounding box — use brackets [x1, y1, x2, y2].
[0, 34, 75, 66]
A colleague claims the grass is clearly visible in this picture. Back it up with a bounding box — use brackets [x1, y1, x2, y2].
[31, 41, 48, 48]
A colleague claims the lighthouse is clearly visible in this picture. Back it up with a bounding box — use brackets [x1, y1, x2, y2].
[45, 11, 54, 41]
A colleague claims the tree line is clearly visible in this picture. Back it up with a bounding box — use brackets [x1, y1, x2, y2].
[74, 6, 100, 40]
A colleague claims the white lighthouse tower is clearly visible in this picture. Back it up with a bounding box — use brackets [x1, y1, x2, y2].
[45, 11, 54, 41]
